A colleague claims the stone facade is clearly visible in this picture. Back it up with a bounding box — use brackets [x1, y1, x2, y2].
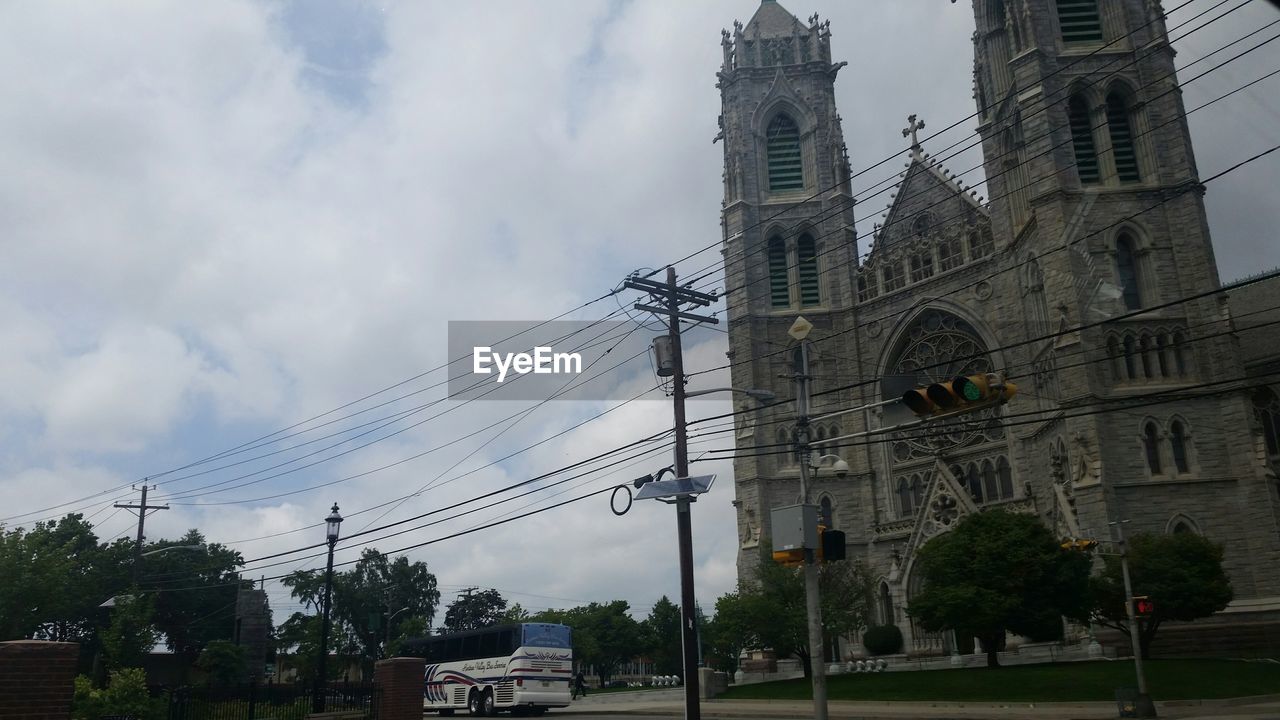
[720, 0, 1280, 658]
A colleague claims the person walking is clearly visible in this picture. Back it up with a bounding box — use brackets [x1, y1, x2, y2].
[572, 670, 587, 700]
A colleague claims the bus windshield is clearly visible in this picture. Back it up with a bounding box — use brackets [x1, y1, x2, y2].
[522, 623, 571, 649]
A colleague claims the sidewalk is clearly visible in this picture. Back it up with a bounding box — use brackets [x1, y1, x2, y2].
[556, 690, 1280, 719]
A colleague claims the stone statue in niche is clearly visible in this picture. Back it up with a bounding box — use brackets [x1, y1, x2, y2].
[1071, 430, 1099, 485]
[741, 507, 760, 548]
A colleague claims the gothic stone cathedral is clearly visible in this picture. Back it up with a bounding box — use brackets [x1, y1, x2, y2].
[719, 0, 1280, 657]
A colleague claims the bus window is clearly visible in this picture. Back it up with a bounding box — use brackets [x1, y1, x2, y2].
[462, 634, 479, 660]
[479, 631, 497, 657]
[446, 637, 462, 661]
[498, 629, 514, 654]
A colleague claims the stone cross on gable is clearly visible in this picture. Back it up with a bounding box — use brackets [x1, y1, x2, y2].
[902, 114, 926, 156]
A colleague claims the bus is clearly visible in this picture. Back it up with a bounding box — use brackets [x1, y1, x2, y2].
[403, 622, 573, 716]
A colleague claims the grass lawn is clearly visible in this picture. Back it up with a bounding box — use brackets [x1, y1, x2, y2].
[718, 659, 1280, 703]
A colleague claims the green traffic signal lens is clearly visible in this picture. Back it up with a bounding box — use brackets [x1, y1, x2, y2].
[953, 376, 983, 401]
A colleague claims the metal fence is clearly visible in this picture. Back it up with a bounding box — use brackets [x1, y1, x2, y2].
[164, 679, 379, 720]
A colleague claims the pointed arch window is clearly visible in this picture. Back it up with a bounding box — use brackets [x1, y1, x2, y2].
[997, 456, 1014, 499]
[938, 237, 962, 271]
[909, 251, 935, 283]
[797, 234, 821, 306]
[966, 464, 984, 503]
[1068, 95, 1100, 184]
[1139, 335, 1154, 378]
[857, 272, 876, 302]
[1170, 420, 1190, 474]
[1108, 336, 1123, 379]
[1116, 233, 1142, 310]
[1123, 335, 1138, 379]
[981, 460, 999, 500]
[968, 228, 994, 258]
[819, 496, 834, 529]
[1057, 0, 1103, 43]
[1252, 387, 1280, 457]
[879, 582, 895, 625]
[1172, 331, 1188, 375]
[766, 114, 804, 191]
[882, 259, 906, 292]
[897, 475, 925, 517]
[1107, 91, 1141, 183]
[1142, 421, 1162, 474]
[767, 237, 789, 308]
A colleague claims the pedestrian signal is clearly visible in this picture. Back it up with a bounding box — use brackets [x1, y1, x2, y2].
[1132, 596, 1155, 618]
[901, 373, 1017, 418]
[821, 528, 846, 562]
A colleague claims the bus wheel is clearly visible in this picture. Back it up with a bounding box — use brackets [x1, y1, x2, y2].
[468, 691, 483, 716]
[482, 690, 496, 716]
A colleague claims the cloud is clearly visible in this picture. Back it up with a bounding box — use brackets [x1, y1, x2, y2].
[1, 0, 1276, 620]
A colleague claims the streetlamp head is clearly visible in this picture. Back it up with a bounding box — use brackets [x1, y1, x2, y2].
[326, 503, 343, 542]
[810, 453, 850, 478]
[745, 388, 776, 404]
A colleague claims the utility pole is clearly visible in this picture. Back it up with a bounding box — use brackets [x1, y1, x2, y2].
[789, 322, 827, 720]
[114, 483, 168, 585]
[624, 267, 718, 720]
[1110, 520, 1156, 718]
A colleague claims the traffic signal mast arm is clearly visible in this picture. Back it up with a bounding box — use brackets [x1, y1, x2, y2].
[811, 372, 1017, 448]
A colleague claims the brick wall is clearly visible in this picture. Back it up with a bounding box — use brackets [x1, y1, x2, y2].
[0, 640, 80, 720]
[372, 656, 424, 720]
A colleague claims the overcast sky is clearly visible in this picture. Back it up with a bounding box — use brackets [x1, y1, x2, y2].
[2, 0, 1277, 626]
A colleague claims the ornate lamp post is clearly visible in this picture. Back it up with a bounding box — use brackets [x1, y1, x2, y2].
[314, 503, 342, 712]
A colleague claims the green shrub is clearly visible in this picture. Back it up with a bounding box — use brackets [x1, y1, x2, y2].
[862, 625, 904, 656]
[72, 668, 162, 720]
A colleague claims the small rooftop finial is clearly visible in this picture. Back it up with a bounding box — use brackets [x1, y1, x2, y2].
[901, 114, 926, 157]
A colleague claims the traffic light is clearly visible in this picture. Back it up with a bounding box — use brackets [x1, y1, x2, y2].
[772, 548, 804, 567]
[1060, 537, 1099, 552]
[1132, 596, 1155, 618]
[901, 373, 1017, 418]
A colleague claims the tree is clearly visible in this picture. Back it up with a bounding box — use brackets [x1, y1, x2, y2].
[500, 603, 532, 624]
[145, 531, 245, 653]
[100, 594, 160, 670]
[640, 596, 682, 675]
[195, 640, 247, 686]
[443, 589, 507, 632]
[703, 591, 752, 674]
[552, 601, 640, 686]
[907, 510, 1091, 667]
[725, 545, 873, 677]
[1089, 531, 1233, 659]
[281, 548, 440, 676]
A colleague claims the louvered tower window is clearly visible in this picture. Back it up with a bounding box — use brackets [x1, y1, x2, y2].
[797, 234, 820, 306]
[767, 237, 789, 308]
[767, 114, 804, 191]
[1107, 92, 1141, 182]
[1057, 0, 1103, 43]
[1069, 95, 1100, 184]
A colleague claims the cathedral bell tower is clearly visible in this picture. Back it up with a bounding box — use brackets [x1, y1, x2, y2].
[970, 0, 1279, 598]
[718, 1, 862, 574]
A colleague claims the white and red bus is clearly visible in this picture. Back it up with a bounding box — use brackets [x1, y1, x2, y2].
[405, 622, 573, 716]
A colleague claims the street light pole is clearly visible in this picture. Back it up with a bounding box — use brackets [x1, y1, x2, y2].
[314, 503, 343, 713]
[624, 267, 719, 720]
[791, 329, 828, 720]
[1110, 520, 1156, 718]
